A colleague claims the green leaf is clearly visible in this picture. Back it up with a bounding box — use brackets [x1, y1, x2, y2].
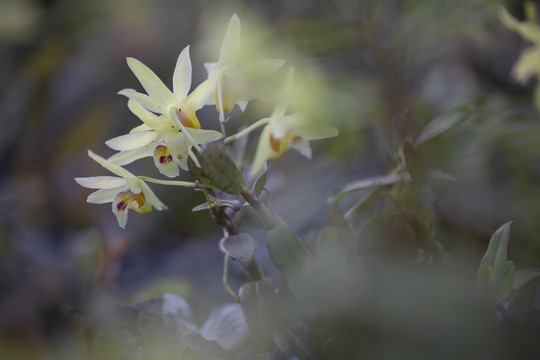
[477, 263, 496, 299]
[219, 233, 257, 268]
[403, 138, 430, 189]
[415, 105, 472, 145]
[189, 146, 247, 194]
[478, 221, 513, 285]
[253, 171, 267, 197]
[265, 224, 309, 299]
[238, 279, 277, 336]
[333, 173, 408, 202]
[494, 261, 516, 304]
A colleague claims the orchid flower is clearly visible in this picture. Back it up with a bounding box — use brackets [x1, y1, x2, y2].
[250, 69, 338, 176]
[204, 14, 285, 116]
[105, 100, 221, 177]
[75, 150, 167, 229]
[499, 3, 540, 109]
[118, 45, 221, 152]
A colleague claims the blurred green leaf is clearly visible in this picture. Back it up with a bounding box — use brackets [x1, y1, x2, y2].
[219, 233, 256, 268]
[403, 138, 430, 189]
[478, 222, 513, 285]
[253, 171, 267, 197]
[415, 105, 472, 145]
[265, 224, 309, 299]
[494, 261, 516, 304]
[477, 263, 496, 299]
[239, 278, 277, 338]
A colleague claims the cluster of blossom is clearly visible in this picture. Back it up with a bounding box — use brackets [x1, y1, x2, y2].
[76, 15, 338, 228]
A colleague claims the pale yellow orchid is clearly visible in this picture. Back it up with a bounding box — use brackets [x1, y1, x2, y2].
[204, 14, 285, 115]
[118, 45, 221, 152]
[106, 100, 221, 178]
[499, 2, 540, 108]
[250, 69, 338, 176]
[75, 150, 167, 229]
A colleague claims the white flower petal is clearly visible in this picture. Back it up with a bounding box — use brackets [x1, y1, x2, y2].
[293, 123, 339, 140]
[185, 70, 223, 111]
[290, 137, 312, 159]
[88, 150, 135, 179]
[186, 128, 223, 144]
[139, 181, 168, 210]
[107, 141, 157, 166]
[165, 131, 189, 166]
[126, 57, 177, 109]
[204, 62, 220, 78]
[87, 187, 122, 204]
[153, 145, 180, 178]
[75, 176, 126, 189]
[173, 46, 192, 101]
[237, 59, 285, 78]
[112, 196, 129, 229]
[218, 14, 241, 67]
[127, 99, 168, 130]
[237, 101, 248, 112]
[129, 124, 153, 133]
[105, 131, 159, 151]
[250, 126, 274, 176]
[119, 89, 164, 114]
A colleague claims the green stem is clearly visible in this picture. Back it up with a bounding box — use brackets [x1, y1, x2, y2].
[224, 118, 270, 145]
[223, 254, 240, 301]
[241, 189, 278, 229]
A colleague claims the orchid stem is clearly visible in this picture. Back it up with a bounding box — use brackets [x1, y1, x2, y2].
[223, 254, 239, 301]
[170, 108, 202, 153]
[224, 118, 270, 145]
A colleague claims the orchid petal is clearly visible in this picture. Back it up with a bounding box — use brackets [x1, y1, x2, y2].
[218, 14, 241, 67]
[293, 123, 339, 140]
[251, 125, 274, 176]
[139, 181, 168, 210]
[204, 62, 220, 78]
[164, 131, 189, 167]
[512, 47, 540, 83]
[126, 57, 177, 109]
[88, 150, 135, 179]
[87, 187, 122, 204]
[290, 137, 312, 159]
[186, 128, 223, 144]
[112, 193, 129, 229]
[107, 141, 157, 166]
[105, 131, 159, 151]
[173, 45, 192, 101]
[129, 124, 153, 133]
[185, 71, 222, 111]
[237, 59, 285, 78]
[153, 144, 180, 178]
[118, 89, 164, 114]
[237, 101, 248, 112]
[75, 176, 126, 189]
[127, 99, 168, 130]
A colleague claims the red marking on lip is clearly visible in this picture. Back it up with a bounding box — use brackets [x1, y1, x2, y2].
[116, 201, 127, 211]
[159, 154, 173, 164]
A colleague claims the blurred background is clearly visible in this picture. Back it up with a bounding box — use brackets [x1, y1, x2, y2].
[1, 0, 540, 357]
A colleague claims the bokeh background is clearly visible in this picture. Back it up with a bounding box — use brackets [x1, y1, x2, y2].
[1, 0, 540, 357]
